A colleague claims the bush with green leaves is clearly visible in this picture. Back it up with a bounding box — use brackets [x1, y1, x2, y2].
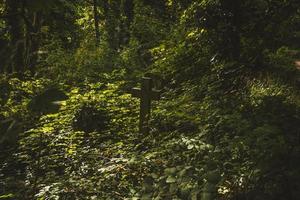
[1, 0, 300, 199]
[12, 81, 141, 199]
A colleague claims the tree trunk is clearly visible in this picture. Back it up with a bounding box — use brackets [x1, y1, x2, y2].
[24, 11, 43, 74]
[93, 0, 100, 45]
[5, 0, 25, 73]
[221, 0, 241, 61]
[230, 0, 241, 61]
[102, 0, 120, 51]
[120, 0, 133, 46]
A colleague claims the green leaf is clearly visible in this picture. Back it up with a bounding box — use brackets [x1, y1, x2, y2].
[0, 194, 14, 199]
[205, 170, 221, 183]
[164, 167, 177, 175]
[166, 176, 176, 183]
[141, 193, 152, 200]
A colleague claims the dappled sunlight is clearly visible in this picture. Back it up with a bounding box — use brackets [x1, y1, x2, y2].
[1, 0, 300, 199]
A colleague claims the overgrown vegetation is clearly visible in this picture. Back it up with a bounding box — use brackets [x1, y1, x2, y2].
[0, 0, 299, 199]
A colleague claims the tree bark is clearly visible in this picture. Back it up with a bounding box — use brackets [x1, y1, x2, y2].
[120, 0, 133, 46]
[24, 10, 43, 74]
[5, 0, 25, 73]
[93, 0, 100, 45]
[102, 0, 120, 51]
[221, 0, 241, 61]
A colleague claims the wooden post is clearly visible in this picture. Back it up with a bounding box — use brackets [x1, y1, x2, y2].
[130, 77, 161, 134]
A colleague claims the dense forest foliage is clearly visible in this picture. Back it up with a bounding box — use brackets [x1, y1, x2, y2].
[0, 0, 300, 199]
